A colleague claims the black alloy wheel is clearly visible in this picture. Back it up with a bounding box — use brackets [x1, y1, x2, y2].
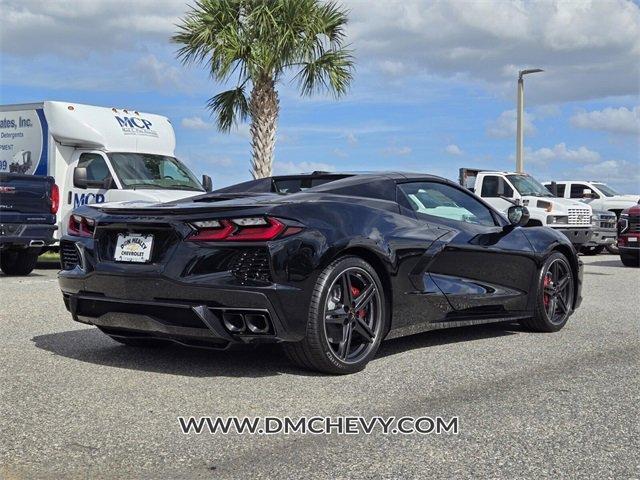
[521, 252, 575, 332]
[283, 256, 387, 374]
[323, 266, 382, 364]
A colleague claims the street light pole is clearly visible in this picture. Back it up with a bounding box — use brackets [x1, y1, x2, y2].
[516, 68, 543, 173]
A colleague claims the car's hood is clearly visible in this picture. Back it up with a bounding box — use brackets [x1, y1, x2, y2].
[607, 195, 640, 204]
[523, 196, 592, 211]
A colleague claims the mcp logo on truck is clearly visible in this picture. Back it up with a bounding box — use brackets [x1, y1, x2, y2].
[115, 116, 153, 130]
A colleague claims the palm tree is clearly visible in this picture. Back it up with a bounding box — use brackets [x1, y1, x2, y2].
[173, 0, 354, 178]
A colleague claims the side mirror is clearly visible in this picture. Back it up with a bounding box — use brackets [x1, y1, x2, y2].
[582, 188, 593, 198]
[102, 176, 116, 189]
[73, 167, 88, 189]
[202, 174, 213, 192]
[507, 205, 530, 227]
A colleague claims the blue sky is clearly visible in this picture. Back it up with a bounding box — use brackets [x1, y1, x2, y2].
[2, 0, 639, 192]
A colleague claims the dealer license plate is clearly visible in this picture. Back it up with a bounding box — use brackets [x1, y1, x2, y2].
[114, 234, 154, 263]
[629, 237, 638, 243]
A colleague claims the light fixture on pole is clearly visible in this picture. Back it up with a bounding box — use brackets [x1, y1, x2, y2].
[516, 68, 543, 173]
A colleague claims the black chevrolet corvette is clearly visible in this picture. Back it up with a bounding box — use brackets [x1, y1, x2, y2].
[59, 172, 583, 374]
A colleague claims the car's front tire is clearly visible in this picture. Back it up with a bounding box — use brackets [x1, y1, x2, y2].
[283, 256, 387, 374]
[521, 251, 575, 333]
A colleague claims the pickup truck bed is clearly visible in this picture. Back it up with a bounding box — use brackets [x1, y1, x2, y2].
[0, 173, 58, 275]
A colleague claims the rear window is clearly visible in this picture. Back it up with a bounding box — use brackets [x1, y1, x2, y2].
[273, 176, 342, 193]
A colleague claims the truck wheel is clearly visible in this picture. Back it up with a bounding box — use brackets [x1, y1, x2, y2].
[579, 245, 604, 255]
[282, 256, 387, 375]
[620, 254, 640, 268]
[0, 248, 40, 276]
[520, 252, 574, 333]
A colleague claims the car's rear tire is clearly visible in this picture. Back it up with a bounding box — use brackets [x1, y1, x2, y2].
[0, 248, 40, 276]
[579, 245, 604, 256]
[283, 256, 387, 375]
[520, 252, 575, 333]
[620, 253, 640, 267]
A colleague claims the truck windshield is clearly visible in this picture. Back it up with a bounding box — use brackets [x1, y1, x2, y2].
[593, 183, 620, 197]
[107, 153, 203, 191]
[506, 175, 554, 197]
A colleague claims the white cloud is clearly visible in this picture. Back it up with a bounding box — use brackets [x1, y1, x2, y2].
[0, 0, 185, 58]
[332, 148, 348, 159]
[573, 159, 640, 189]
[345, 132, 358, 145]
[521, 143, 601, 166]
[445, 144, 463, 156]
[381, 145, 412, 156]
[487, 110, 536, 138]
[571, 106, 640, 135]
[274, 161, 335, 175]
[347, 0, 640, 102]
[134, 54, 186, 91]
[181, 117, 213, 130]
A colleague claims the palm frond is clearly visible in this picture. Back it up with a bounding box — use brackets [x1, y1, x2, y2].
[207, 86, 249, 132]
[296, 48, 354, 97]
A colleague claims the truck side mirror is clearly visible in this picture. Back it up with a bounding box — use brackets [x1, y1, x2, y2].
[582, 188, 593, 199]
[507, 205, 530, 227]
[202, 174, 213, 192]
[497, 179, 505, 196]
[102, 176, 116, 190]
[73, 167, 88, 189]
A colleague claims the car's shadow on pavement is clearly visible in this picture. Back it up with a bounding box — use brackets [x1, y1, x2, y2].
[586, 259, 624, 268]
[32, 322, 521, 378]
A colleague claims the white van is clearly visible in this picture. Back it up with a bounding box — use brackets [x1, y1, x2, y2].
[0, 101, 212, 242]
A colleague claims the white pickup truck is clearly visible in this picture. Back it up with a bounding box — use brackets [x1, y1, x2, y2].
[459, 168, 593, 248]
[542, 180, 639, 217]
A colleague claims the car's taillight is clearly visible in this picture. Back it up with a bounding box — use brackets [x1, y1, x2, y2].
[187, 217, 299, 242]
[68, 214, 95, 237]
[50, 183, 59, 214]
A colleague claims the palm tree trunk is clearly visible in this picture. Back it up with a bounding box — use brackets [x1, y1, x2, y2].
[249, 77, 279, 178]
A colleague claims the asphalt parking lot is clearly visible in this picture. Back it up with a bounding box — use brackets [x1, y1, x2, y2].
[1, 254, 639, 479]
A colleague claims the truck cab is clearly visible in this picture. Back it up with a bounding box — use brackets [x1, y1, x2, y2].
[459, 168, 593, 248]
[542, 180, 639, 218]
[0, 101, 212, 240]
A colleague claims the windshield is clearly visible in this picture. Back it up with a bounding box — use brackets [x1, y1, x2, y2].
[593, 183, 620, 197]
[108, 153, 203, 191]
[506, 175, 553, 197]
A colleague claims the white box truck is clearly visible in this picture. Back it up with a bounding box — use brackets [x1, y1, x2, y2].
[0, 101, 212, 243]
[459, 168, 593, 248]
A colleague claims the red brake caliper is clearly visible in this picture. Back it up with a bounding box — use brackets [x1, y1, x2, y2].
[350, 286, 366, 318]
[543, 274, 551, 307]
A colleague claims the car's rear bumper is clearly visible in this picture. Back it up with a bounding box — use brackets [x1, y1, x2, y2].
[58, 271, 309, 347]
[0, 223, 57, 248]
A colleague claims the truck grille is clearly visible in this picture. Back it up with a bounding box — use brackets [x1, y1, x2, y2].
[60, 240, 80, 270]
[567, 208, 591, 226]
[628, 215, 640, 233]
[597, 214, 617, 230]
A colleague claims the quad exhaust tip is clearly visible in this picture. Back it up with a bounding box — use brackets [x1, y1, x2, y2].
[220, 311, 272, 335]
[245, 313, 270, 334]
[222, 313, 245, 333]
